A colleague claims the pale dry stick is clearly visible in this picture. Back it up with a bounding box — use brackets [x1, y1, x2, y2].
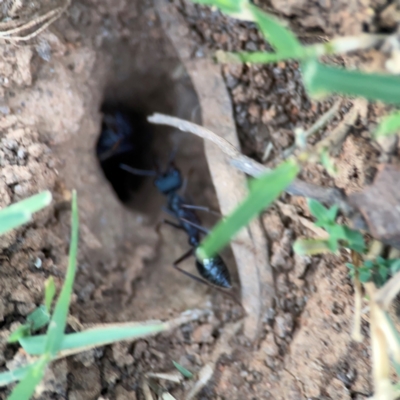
[7, 12, 66, 42]
[185, 321, 242, 400]
[261, 141, 274, 162]
[365, 283, 393, 400]
[375, 270, 400, 311]
[0, 8, 62, 36]
[148, 113, 360, 219]
[0, 0, 71, 42]
[146, 372, 183, 384]
[282, 99, 342, 158]
[312, 98, 368, 159]
[352, 275, 364, 342]
[375, 248, 400, 310]
[142, 378, 155, 400]
[351, 250, 367, 342]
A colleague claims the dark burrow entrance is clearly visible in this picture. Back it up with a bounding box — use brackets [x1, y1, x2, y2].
[73, 2, 235, 322]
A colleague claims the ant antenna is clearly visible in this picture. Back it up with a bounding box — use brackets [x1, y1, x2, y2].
[120, 164, 157, 177]
[167, 144, 179, 166]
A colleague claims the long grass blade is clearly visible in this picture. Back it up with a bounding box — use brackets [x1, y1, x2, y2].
[197, 160, 299, 259]
[0, 364, 35, 387]
[302, 59, 400, 105]
[7, 356, 49, 400]
[20, 323, 167, 355]
[0, 211, 31, 236]
[44, 191, 78, 357]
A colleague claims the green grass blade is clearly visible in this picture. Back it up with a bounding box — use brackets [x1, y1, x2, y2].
[196, 160, 299, 259]
[374, 111, 400, 139]
[302, 59, 400, 104]
[27, 306, 50, 331]
[191, 0, 242, 14]
[0, 364, 34, 387]
[20, 323, 167, 355]
[216, 51, 295, 64]
[0, 211, 31, 236]
[172, 361, 193, 379]
[307, 199, 329, 222]
[7, 324, 31, 343]
[7, 355, 49, 400]
[1, 191, 52, 216]
[44, 191, 78, 357]
[44, 277, 56, 314]
[192, 0, 302, 56]
[0, 191, 52, 235]
[249, 4, 302, 55]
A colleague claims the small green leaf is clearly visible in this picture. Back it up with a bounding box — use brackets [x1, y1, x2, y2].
[293, 238, 332, 255]
[325, 205, 339, 223]
[364, 260, 374, 269]
[327, 224, 347, 242]
[378, 264, 389, 282]
[27, 305, 50, 331]
[248, 4, 302, 56]
[320, 148, 338, 177]
[302, 59, 400, 105]
[390, 259, 400, 275]
[342, 226, 366, 253]
[359, 267, 372, 283]
[44, 276, 56, 314]
[374, 111, 400, 139]
[307, 199, 329, 222]
[327, 236, 339, 253]
[172, 361, 194, 379]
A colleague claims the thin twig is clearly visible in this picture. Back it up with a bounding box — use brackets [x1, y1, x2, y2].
[147, 113, 361, 220]
[185, 321, 242, 400]
[313, 98, 368, 158]
[283, 99, 342, 158]
[0, 0, 71, 42]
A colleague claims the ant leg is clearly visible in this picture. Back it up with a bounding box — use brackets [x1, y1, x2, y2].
[179, 218, 210, 235]
[181, 204, 221, 217]
[168, 145, 179, 165]
[120, 164, 156, 176]
[181, 167, 195, 195]
[98, 139, 122, 162]
[173, 249, 222, 287]
[156, 219, 184, 235]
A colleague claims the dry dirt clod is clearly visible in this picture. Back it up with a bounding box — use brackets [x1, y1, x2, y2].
[274, 313, 294, 339]
[192, 323, 214, 344]
[349, 164, 400, 249]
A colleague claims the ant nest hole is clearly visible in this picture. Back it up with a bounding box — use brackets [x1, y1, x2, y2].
[53, 15, 231, 322]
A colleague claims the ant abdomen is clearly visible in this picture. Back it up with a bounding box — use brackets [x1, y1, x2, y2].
[196, 256, 232, 289]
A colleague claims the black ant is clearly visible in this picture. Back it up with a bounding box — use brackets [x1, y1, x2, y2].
[96, 105, 152, 202]
[120, 159, 232, 290]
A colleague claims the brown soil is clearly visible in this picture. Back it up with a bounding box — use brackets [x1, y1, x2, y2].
[0, 0, 396, 399]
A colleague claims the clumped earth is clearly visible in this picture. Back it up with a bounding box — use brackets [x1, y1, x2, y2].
[0, 0, 397, 399]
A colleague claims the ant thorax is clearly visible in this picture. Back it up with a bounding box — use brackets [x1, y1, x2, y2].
[154, 167, 183, 194]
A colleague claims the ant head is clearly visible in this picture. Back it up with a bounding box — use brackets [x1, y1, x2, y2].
[154, 163, 183, 194]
